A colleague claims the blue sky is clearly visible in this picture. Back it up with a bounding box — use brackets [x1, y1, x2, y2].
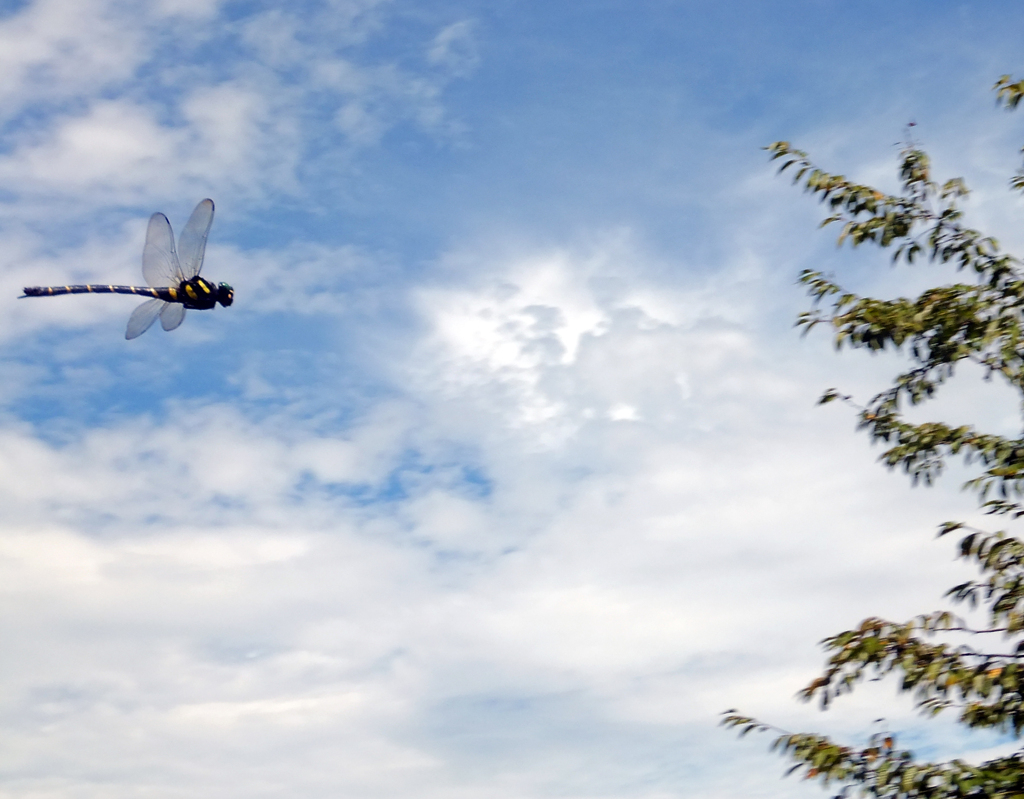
[4, 1, 1024, 797]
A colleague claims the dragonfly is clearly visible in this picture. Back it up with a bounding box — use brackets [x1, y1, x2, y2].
[21, 199, 234, 339]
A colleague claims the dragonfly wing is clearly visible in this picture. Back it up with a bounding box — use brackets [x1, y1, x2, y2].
[177, 199, 214, 279]
[160, 302, 186, 332]
[126, 298, 165, 340]
[143, 212, 184, 288]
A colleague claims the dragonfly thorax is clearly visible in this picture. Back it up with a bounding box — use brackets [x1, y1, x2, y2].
[177, 276, 231, 310]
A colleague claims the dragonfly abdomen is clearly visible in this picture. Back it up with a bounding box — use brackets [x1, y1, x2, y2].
[22, 285, 181, 302]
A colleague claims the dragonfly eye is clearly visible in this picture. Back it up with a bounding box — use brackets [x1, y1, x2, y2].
[218, 283, 234, 307]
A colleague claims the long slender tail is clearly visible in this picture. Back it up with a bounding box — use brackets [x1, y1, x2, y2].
[21, 285, 172, 300]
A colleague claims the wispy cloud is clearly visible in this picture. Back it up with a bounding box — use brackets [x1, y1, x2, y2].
[0, 0, 473, 216]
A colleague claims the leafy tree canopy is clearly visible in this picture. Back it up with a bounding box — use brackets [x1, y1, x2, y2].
[724, 75, 1024, 799]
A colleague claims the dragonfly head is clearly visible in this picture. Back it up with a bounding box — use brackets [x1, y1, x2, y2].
[217, 283, 234, 307]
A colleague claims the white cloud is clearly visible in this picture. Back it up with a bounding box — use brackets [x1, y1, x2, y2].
[0, 232, 986, 796]
[0, 100, 187, 192]
[0, 86, 298, 205]
[0, 0, 146, 111]
[0, 0, 466, 213]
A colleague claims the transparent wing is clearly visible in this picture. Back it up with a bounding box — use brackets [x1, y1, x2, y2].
[143, 212, 184, 288]
[160, 302, 186, 332]
[126, 299, 166, 340]
[177, 199, 214, 280]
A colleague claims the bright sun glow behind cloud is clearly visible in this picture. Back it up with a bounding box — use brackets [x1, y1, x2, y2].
[3, 1, 1024, 797]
